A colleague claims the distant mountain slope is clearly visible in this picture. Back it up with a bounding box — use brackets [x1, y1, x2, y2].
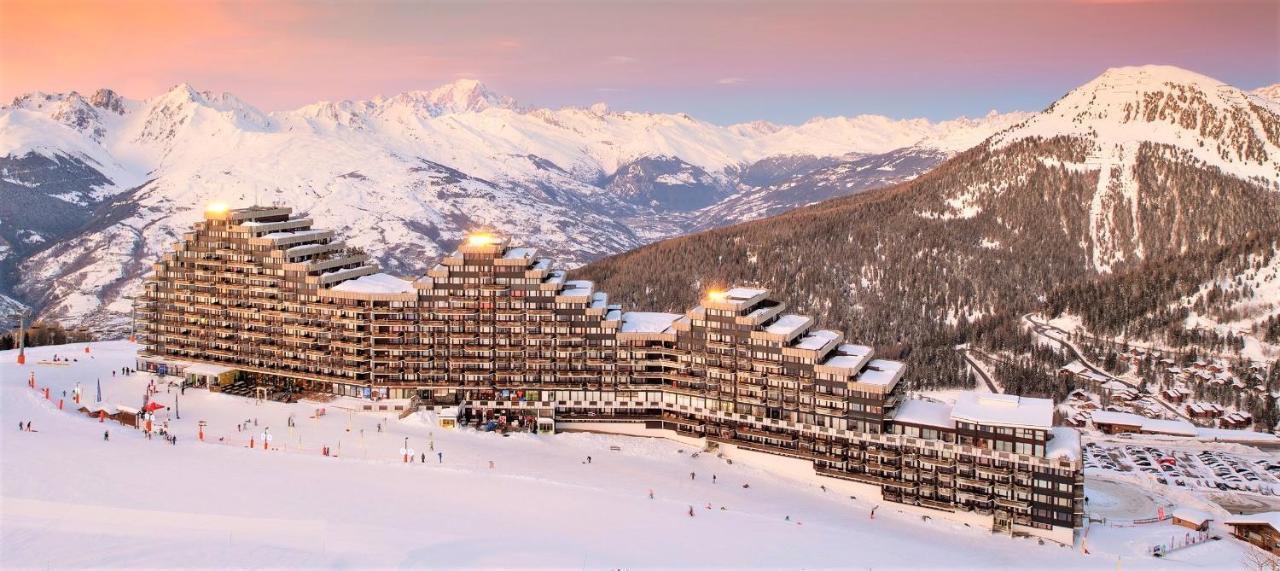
[576, 66, 1280, 389]
[0, 80, 1022, 330]
[1046, 229, 1280, 362]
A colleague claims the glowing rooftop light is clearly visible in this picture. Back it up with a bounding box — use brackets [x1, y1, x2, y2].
[466, 232, 497, 246]
[205, 202, 229, 216]
[706, 289, 727, 302]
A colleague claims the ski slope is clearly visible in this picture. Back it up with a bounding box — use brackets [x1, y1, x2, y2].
[0, 341, 1262, 568]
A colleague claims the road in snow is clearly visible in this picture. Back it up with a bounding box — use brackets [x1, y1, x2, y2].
[0, 341, 1263, 568]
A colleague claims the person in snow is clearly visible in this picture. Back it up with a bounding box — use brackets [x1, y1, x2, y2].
[785, 515, 790, 521]
[421, 452, 426, 463]
[586, 456, 592, 464]
[690, 472, 696, 481]
[437, 451, 443, 463]
[870, 506, 878, 519]
[103, 430, 110, 441]
[712, 474, 717, 484]
[17, 421, 22, 431]
[687, 506, 695, 517]
[820, 485, 827, 492]
[648, 489, 654, 499]
[377, 423, 382, 433]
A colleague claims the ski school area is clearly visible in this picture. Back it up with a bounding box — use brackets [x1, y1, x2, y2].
[0, 340, 1270, 569]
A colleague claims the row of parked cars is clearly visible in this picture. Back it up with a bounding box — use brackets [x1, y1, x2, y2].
[1082, 441, 1280, 496]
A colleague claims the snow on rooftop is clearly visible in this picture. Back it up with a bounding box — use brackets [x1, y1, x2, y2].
[892, 399, 954, 429]
[503, 247, 535, 259]
[952, 393, 1053, 430]
[836, 344, 872, 358]
[855, 359, 904, 386]
[764, 314, 809, 336]
[1172, 507, 1211, 526]
[1224, 512, 1280, 531]
[726, 287, 767, 300]
[1090, 411, 1200, 437]
[794, 329, 839, 350]
[262, 228, 328, 241]
[560, 279, 593, 297]
[1046, 427, 1081, 461]
[620, 312, 682, 334]
[330, 273, 415, 294]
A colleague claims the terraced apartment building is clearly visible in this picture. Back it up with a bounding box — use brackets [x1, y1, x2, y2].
[138, 204, 1083, 542]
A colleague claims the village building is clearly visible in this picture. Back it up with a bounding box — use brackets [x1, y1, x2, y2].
[1171, 507, 1211, 532]
[1224, 512, 1280, 555]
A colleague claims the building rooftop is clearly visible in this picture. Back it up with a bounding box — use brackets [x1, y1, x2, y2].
[892, 399, 955, 429]
[503, 247, 536, 260]
[726, 287, 768, 300]
[560, 280, 593, 297]
[330, 273, 416, 294]
[794, 329, 839, 350]
[764, 314, 809, 337]
[952, 393, 1053, 430]
[620, 312, 682, 333]
[854, 359, 904, 386]
[1224, 512, 1280, 532]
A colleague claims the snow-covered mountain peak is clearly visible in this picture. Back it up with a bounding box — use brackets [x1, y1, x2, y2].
[1253, 84, 1280, 109]
[994, 64, 1280, 187]
[379, 78, 518, 116]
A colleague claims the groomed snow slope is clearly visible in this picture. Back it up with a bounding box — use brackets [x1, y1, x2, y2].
[0, 341, 1259, 568]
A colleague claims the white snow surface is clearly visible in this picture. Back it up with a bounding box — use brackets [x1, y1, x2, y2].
[620, 311, 681, 333]
[3, 341, 1271, 568]
[891, 399, 956, 429]
[952, 393, 1054, 430]
[329, 272, 416, 294]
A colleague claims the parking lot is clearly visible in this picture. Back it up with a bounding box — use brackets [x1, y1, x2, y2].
[1083, 440, 1280, 496]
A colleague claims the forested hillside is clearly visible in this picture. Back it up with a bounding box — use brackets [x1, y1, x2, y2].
[575, 136, 1280, 391]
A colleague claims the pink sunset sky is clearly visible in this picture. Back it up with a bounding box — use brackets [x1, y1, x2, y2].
[2, 0, 1277, 123]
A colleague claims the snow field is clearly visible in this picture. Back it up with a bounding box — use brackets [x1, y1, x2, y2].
[0, 341, 1265, 569]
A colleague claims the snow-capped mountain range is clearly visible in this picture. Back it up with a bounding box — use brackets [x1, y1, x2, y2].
[0, 79, 1026, 329]
[4, 66, 1278, 332]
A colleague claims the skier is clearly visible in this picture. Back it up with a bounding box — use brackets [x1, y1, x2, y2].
[421, 452, 426, 463]
[377, 423, 382, 433]
[785, 515, 790, 521]
[648, 489, 654, 500]
[587, 456, 592, 464]
[820, 485, 826, 492]
[688, 506, 695, 517]
[712, 474, 717, 484]
[870, 506, 878, 520]
[437, 451, 443, 463]
[104, 430, 110, 441]
[742, 483, 750, 489]
[690, 471, 696, 480]
[17, 421, 22, 431]
[26, 421, 32, 432]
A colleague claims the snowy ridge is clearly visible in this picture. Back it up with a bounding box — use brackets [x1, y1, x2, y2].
[0, 79, 1024, 330]
[994, 65, 1280, 188]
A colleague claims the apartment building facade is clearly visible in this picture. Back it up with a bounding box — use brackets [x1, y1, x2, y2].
[138, 205, 1082, 542]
